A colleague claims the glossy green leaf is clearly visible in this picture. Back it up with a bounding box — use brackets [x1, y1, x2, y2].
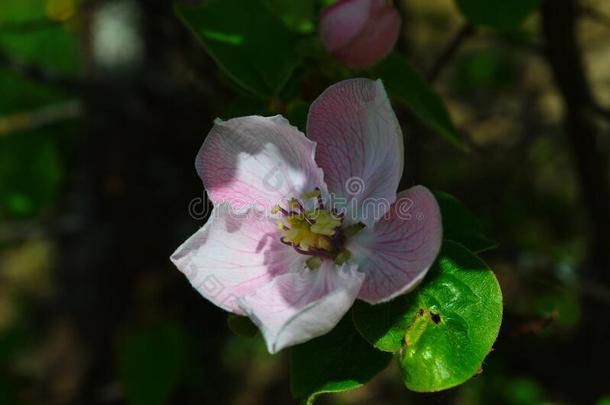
[434, 191, 498, 253]
[263, 0, 315, 33]
[352, 241, 502, 392]
[455, 0, 541, 30]
[175, 0, 303, 99]
[119, 322, 187, 405]
[290, 315, 392, 404]
[373, 53, 463, 148]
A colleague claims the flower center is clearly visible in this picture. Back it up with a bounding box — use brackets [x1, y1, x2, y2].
[274, 188, 359, 269]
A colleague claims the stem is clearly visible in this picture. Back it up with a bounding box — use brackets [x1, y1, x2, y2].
[426, 23, 475, 83]
[541, 0, 610, 400]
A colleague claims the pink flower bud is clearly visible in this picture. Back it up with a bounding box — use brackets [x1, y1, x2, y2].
[320, 0, 401, 69]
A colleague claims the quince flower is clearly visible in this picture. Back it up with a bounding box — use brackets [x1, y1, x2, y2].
[171, 78, 442, 353]
[320, 0, 402, 69]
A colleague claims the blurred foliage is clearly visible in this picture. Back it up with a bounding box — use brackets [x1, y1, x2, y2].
[373, 53, 463, 147]
[176, 0, 305, 99]
[290, 315, 392, 404]
[434, 191, 497, 252]
[0, 0, 80, 220]
[118, 322, 188, 405]
[0, 0, 609, 403]
[455, 0, 541, 30]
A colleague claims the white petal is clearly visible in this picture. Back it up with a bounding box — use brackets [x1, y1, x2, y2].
[171, 203, 303, 315]
[197, 115, 326, 211]
[239, 262, 365, 353]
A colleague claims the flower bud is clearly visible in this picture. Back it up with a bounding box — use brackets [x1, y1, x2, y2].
[320, 0, 401, 69]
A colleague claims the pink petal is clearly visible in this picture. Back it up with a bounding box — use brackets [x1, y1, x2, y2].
[170, 203, 303, 315]
[197, 115, 326, 211]
[349, 186, 442, 304]
[332, 2, 401, 69]
[307, 78, 403, 227]
[320, 0, 372, 52]
[239, 262, 365, 353]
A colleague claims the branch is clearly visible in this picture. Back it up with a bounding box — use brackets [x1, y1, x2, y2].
[426, 23, 475, 83]
[580, 4, 610, 28]
[591, 102, 610, 124]
[0, 100, 83, 136]
[0, 47, 83, 91]
[542, 0, 610, 281]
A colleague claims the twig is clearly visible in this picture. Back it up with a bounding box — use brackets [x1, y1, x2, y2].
[580, 4, 610, 28]
[0, 47, 83, 91]
[0, 100, 83, 136]
[542, 0, 610, 283]
[426, 23, 475, 83]
[0, 215, 83, 245]
[591, 102, 610, 124]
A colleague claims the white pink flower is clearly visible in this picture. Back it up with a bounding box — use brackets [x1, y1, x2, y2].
[320, 0, 402, 69]
[171, 78, 442, 353]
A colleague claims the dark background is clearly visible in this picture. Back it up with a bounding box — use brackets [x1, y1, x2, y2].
[1, 0, 609, 404]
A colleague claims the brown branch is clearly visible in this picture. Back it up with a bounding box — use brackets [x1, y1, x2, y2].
[0, 46, 83, 91]
[541, 0, 610, 400]
[592, 102, 610, 124]
[542, 0, 610, 281]
[0, 100, 82, 136]
[426, 23, 475, 83]
[580, 4, 610, 28]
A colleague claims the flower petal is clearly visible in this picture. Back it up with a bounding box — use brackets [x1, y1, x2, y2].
[197, 115, 326, 211]
[349, 186, 442, 304]
[331, 2, 401, 69]
[239, 262, 365, 353]
[320, 0, 372, 52]
[307, 78, 403, 227]
[171, 203, 303, 315]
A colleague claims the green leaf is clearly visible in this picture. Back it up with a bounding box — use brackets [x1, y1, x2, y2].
[175, 0, 304, 99]
[455, 0, 541, 30]
[118, 322, 187, 405]
[352, 241, 503, 392]
[0, 0, 81, 74]
[372, 53, 463, 148]
[227, 314, 259, 337]
[263, 0, 315, 33]
[0, 132, 64, 219]
[290, 315, 392, 404]
[434, 191, 498, 253]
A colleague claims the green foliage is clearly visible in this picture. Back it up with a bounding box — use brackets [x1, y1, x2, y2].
[227, 314, 259, 338]
[373, 53, 463, 148]
[0, 0, 80, 73]
[263, 0, 316, 33]
[455, 0, 541, 30]
[0, 132, 63, 219]
[0, 1, 80, 219]
[118, 322, 188, 405]
[434, 191, 498, 252]
[452, 50, 517, 95]
[0, 379, 18, 405]
[505, 378, 545, 404]
[534, 288, 580, 328]
[289, 315, 392, 404]
[352, 241, 502, 392]
[598, 397, 610, 405]
[175, 0, 304, 99]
